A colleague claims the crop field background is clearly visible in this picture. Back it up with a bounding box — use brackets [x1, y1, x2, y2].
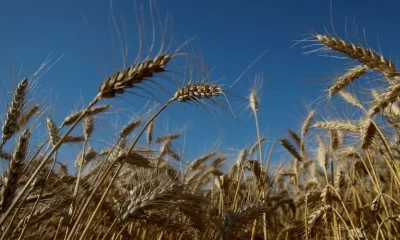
[0, 0, 399, 239]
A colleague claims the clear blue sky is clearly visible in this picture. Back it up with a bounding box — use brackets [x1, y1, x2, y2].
[1, 0, 400, 166]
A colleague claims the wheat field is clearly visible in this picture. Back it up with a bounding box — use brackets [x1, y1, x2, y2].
[0, 1, 400, 240]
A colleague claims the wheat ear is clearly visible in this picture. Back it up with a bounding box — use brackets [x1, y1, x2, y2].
[329, 65, 368, 97]
[97, 54, 173, 99]
[1, 79, 28, 148]
[61, 104, 110, 127]
[172, 83, 223, 102]
[280, 138, 302, 162]
[314, 121, 360, 132]
[288, 129, 301, 148]
[0, 129, 30, 212]
[369, 83, 400, 116]
[316, 34, 398, 78]
[300, 110, 315, 160]
[146, 120, 155, 145]
[360, 118, 376, 149]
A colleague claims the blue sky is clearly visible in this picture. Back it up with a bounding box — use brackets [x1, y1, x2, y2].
[1, 0, 400, 167]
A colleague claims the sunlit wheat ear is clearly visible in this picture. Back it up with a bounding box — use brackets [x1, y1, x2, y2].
[97, 54, 173, 100]
[314, 121, 360, 133]
[172, 83, 223, 102]
[329, 65, 368, 98]
[279, 138, 302, 162]
[1, 79, 28, 147]
[60, 104, 110, 127]
[316, 135, 328, 170]
[338, 90, 365, 111]
[249, 90, 259, 113]
[368, 82, 400, 116]
[0, 129, 30, 212]
[46, 118, 59, 146]
[316, 34, 399, 78]
[236, 149, 247, 167]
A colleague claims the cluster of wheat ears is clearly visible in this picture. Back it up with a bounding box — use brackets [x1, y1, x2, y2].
[1, 3, 400, 240]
